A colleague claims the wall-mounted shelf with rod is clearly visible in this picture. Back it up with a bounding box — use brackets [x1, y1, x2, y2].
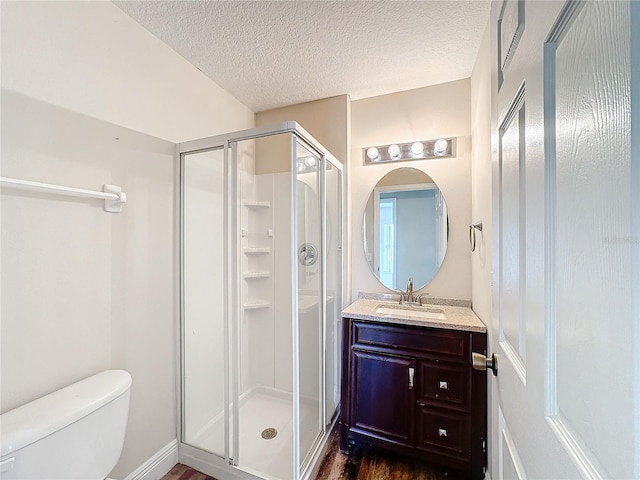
[0, 176, 127, 213]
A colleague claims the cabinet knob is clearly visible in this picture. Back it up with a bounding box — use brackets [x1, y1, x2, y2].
[438, 428, 448, 437]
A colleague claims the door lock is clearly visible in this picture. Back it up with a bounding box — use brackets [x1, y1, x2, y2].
[472, 352, 498, 376]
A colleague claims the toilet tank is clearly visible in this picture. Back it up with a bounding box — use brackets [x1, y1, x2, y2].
[0, 370, 132, 479]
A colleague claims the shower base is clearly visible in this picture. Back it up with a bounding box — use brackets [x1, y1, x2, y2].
[195, 386, 320, 480]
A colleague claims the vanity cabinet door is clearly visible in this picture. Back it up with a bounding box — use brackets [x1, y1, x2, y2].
[349, 349, 415, 447]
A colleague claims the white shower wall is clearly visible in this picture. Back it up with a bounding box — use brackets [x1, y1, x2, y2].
[272, 172, 295, 394]
[242, 172, 277, 392]
[243, 172, 295, 395]
[241, 171, 320, 399]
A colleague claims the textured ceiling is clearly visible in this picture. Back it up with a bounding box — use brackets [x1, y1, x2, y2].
[115, 1, 491, 112]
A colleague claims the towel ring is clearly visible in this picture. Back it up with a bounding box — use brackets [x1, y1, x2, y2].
[469, 223, 483, 252]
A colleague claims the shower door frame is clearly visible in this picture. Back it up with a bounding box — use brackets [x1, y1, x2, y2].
[176, 122, 344, 480]
[291, 134, 344, 479]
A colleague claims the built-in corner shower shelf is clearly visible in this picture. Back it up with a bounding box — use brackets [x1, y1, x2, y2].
[241, 229, 273, 238]
[242, 200, 271, 208]
[243, 247, 271, 254]
[243, 271, 270, 279]
[243, 301, 271, 310]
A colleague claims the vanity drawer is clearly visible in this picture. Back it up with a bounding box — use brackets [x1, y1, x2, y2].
[416, 406, 471, 461]
[418, 361, 471, 412]
[353, 321, 470, 361]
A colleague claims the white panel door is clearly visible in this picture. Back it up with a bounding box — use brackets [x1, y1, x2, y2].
[491, 1, 639, 478]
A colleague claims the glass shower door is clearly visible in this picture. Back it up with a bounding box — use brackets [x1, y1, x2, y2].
[294, 138, 323, 474]
[231, 133, 297, 480]
[181, 147, 227, 458]
[324, 161, 342, 424]
[179, 124, 344, 480]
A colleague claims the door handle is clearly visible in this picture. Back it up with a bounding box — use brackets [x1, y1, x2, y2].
[408, 367, 415, 389]
[472, 352, 498, 376]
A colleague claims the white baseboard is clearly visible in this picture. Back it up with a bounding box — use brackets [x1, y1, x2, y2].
[123, 439, 179, 480]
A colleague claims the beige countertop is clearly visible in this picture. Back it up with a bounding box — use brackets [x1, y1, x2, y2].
[342, 298, 487, 333]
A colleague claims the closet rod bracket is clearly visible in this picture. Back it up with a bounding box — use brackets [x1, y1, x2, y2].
[103, 184, 127, 213]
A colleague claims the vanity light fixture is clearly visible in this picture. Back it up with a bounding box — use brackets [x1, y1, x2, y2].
[433, 138, 449, 156]
[363, 137, 455, 165]
[296, 155, 321, 174]
[387, 144, 401, 159]
[366, 147, 381, 162]
[410, 142, 424, 157]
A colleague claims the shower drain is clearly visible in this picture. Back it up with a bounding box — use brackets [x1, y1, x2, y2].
[261, 427, 278, 440]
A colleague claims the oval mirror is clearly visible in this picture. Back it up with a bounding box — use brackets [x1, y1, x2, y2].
[362, 167, 448, 291]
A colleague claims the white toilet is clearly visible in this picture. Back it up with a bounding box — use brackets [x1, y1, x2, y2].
[0, 370, 132, 479]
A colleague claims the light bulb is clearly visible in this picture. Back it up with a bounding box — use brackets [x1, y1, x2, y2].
[305, 156, 317, 167]
[434, 139, 448, 156]
[388, 144, 401, 159]
[297, 162, 305, 172]
[366, 147, 380, 161]
[410, 142, 424, 157]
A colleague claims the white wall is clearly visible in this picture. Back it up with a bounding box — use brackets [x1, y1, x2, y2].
[1, 1, 254, 477]
[256, 96, 352, 303]
[350, 80, 472, 301]
[470, 25, 493, 343]
[1, 1, 254, 143]
[470, 21, 493, 479]
[255, 96, 350, 166]
[1, 91, 177, 478]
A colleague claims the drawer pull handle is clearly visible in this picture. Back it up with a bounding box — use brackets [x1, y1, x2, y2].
[408, 367, 415, 389]
[439, 381, 448, 390]
[438, 428, 448, 437]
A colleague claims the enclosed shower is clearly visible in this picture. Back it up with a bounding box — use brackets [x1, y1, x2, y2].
[178, 123, 343, 480]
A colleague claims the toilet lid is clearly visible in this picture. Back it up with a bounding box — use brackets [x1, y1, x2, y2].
[0, 370, 131, 457]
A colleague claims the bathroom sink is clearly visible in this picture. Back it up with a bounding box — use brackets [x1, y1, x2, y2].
[375, 304, 447, 321]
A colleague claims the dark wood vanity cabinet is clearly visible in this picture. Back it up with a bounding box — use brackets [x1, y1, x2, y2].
[340, 318, 488, 479]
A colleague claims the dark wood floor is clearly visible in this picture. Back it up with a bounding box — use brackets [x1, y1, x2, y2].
[161, 463, 216, 480]
[315, 429, 459, 480]
[162, 430, 458, 480]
